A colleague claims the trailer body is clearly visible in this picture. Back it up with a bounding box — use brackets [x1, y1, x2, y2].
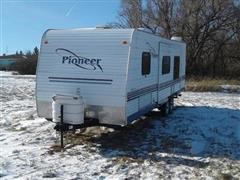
[36, 28, 186, 126]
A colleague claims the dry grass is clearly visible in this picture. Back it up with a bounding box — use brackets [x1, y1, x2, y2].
[186, 78, 240, 92]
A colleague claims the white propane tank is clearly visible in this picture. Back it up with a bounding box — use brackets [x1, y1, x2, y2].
[52, 94, 85, 125]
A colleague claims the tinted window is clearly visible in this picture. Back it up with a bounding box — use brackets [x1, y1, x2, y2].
[142, 52, 151, 75]
[174, 56, 180, 79]
[162, 56, 170, 74]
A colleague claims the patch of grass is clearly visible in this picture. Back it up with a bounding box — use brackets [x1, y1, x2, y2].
[113, 156, 144, 164]
[186, 78, 240, 92]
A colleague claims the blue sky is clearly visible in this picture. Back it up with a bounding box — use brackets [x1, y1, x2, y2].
[0, 0, 120, 55]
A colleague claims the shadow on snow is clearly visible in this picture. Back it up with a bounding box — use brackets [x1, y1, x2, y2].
[55, 106, 240, 167]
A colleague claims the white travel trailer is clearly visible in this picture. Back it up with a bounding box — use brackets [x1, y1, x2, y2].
[36, 27, 186, 128]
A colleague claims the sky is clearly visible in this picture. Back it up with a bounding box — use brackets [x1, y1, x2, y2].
[0, 0, 120, 55]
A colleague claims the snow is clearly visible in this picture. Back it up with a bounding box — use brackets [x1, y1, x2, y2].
[0, 71, 240, 179]
[219, 84, 240, 93]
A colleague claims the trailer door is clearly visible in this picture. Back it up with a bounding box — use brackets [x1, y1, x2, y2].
[173, 56, 180, 80]
[157, 43, 172, 104]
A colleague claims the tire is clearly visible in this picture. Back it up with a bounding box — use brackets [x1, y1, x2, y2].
[169, 97, 174, 114]
[160, 101, 169, 116]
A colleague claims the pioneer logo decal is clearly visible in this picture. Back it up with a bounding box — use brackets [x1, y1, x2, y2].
[56, 48, 103, 72]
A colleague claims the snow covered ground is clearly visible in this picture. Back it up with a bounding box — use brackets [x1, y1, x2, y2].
[1, 71, 240, 179]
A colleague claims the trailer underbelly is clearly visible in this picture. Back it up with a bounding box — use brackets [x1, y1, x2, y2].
[37, 101, 126, 126]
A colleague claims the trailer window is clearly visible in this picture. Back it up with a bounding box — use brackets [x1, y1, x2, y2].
[162, 56, 170, 74]
[174, 56, 180, 79]
[142, 52, 151, 75]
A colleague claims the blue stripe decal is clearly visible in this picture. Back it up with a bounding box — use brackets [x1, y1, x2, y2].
[127, 85, 158, 101]
[49, 76, 112, 82]
[49, 80, 112, 85]
[127, 76, 185, 101]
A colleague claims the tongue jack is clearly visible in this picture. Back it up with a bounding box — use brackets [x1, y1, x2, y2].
[60, 105, 64, 148]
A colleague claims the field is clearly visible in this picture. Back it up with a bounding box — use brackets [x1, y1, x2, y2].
[186, 78, 240, 93]
[0, 72, 240, 179]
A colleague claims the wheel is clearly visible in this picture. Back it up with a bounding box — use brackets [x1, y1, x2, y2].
[169, 97, 174, 114]
[159, 97, 174, 116]
[160, 101, 169, 116]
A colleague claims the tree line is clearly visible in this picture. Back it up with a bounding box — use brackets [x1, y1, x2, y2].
[10, 46, 39, 74]
[114, 0, 240, 78]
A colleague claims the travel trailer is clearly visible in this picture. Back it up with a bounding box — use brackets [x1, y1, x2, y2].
[36, 27, 186, 129]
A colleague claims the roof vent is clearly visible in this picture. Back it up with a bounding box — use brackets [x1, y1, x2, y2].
[171, 36, 182, 41]
[95, 25, 111, 29]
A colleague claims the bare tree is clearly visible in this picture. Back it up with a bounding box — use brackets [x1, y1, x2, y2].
[117, 0, 240, 78]
[118, 0, 143, 28]
[144, 0, 180, 37]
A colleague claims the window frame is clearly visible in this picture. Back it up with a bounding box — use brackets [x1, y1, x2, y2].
[173, 56, 180, 79]
[162, 56, 171, 75]
[141, 52, 151, 76]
